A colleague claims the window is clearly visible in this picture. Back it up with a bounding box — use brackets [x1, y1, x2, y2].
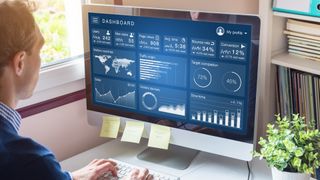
[34, 0, 84, 67]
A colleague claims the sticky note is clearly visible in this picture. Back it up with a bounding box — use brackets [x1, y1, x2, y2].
[100, 116, 120, 138]
[148, 124, 171, 150]
[121, 121, 144, 143]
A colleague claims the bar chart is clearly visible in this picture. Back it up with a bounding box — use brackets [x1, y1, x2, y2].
[191, 109, 242, 128]
[190, 92, 244, 129]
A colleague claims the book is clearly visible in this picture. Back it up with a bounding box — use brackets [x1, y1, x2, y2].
[291, 71, 297, 113]
[313, 77, 320, 128]
[288, 68, 293, 118]
[301, 73, 306, 119]
[284, 30, 320, 41]
[289, 45, 320, 55]
[307, 75, 314, 124]
[314, 77, 320, 129]
[288, 49, 320, 61]
[287, 35, 320, 44]
[278, 67, 294, 117]
[289, 40, 320, 51]
[278, 67, 285, 116]
[297, 73, 303, 117]
[289, 38, 320, 47]
[275, 69, 280, 114]
[288, 52, 320, 62]
[293, 71, 300, 113]
[287, 19, 320, 37]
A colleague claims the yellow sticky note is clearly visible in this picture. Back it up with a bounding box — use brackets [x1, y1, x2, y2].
[100, 116, 120, 138]
[148, 124, 171, 150]
[121, 121, 144, 143]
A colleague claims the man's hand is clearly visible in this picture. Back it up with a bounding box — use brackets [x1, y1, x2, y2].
[124, 168, 153, 180]
[71, 159, 117, 180]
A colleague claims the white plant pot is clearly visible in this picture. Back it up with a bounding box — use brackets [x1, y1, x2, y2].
[271, 167, 310, 180]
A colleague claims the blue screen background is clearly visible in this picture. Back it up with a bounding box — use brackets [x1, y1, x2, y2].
[88, 13, 254, 134]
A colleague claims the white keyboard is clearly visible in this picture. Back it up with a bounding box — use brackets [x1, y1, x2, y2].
[100, 158, 180, 180]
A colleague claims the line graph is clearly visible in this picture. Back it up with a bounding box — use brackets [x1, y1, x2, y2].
[94, 77, 136, 109]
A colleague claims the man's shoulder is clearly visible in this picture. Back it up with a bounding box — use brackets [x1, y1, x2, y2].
[0, 130, 70, 180]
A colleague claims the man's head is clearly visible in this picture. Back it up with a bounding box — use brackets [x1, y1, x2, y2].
[0, 0, 44, 102]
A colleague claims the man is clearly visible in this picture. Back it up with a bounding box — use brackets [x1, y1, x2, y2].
[0, 1, 151, 179]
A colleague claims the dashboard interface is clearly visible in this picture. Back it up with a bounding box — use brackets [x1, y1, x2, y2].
[86, 8, 260, 142]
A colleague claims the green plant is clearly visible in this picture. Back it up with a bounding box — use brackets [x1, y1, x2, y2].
[33, 0, 70, 64]
[253, 114, 320, 174]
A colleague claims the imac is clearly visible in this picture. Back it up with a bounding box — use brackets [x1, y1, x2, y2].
[82, 4, 261, 169]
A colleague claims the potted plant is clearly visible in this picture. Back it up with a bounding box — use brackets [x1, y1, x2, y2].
[253, 114, 320, 180]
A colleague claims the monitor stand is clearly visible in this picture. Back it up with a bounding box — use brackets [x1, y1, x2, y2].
[137, 144, 199, 170]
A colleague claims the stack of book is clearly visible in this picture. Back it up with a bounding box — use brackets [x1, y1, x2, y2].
[284, 19, 320, 62]
[276, 66, 320, 128]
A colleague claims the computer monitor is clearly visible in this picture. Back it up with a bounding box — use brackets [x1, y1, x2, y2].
[82, 4, 261, 166]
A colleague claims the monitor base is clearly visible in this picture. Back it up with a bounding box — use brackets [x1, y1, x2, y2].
[137, 145, 199, 170]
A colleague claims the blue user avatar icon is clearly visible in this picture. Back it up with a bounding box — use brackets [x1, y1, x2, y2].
[216, 26, 225, 36]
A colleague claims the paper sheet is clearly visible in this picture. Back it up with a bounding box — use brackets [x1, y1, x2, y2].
[121, 121, 144, 143]
[100, 116, 120, 138]
[147, 124, 171, 150]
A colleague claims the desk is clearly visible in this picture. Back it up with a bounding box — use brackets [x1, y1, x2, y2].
[60, 139, 274, 180]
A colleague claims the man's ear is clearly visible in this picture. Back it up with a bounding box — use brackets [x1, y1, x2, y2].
[12, 51, 26, 76]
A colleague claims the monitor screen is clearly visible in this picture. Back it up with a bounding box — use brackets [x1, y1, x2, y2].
[84, 6, 260, 144]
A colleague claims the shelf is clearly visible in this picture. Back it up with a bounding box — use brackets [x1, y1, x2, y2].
[272, 53, 320, 75]
[273, 11, 320, 23]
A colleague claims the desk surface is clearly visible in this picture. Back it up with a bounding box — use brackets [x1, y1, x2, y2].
[60, 139, 274, 180]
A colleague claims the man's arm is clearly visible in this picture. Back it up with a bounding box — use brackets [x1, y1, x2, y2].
[20, 154, 71, 180]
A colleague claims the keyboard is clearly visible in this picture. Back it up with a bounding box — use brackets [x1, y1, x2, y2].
[99, 158, 180, 180]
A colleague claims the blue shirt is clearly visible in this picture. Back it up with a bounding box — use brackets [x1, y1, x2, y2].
[0, 102, 72, 180]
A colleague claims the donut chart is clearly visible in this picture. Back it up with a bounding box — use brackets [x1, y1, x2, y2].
[193, 68, 212, 88]
[142, 92, 158, 110]
[222, 71, 242, 92]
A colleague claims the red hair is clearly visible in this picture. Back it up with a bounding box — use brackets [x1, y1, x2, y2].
[0, 0, 37, 74]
